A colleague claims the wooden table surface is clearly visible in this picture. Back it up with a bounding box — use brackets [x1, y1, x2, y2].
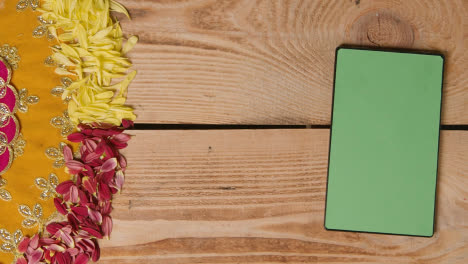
[100, 1, 468, 263]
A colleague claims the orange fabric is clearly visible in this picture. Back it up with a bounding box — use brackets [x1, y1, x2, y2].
[0, 1, 73, 263]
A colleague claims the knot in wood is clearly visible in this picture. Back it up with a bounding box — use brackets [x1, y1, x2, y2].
[348, 11, 414, 48]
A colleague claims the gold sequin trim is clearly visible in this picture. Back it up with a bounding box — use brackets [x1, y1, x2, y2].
[50, 111, 74, 137]
[35, 173, 59, 200]
[18, 203, 43, 229]
[18, 88, 39, 113]
[0, 177, 12, 201]
[0, 228, 22, 253]
[0, 45, 20, 70]
[45, 142, 67, 168]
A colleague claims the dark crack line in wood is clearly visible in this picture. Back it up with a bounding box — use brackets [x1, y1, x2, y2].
[129, 124, 468, 131]
[128, 124, 468, 131]
[130, 124, 315, 130]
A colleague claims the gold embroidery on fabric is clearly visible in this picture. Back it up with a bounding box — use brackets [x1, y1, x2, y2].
[0, 131, 9, 156]
[32, 17, 55, 40]
[0, 45, 20, 70]
[50, 110, 74, 137]
[16, 0, 39, 11]
[0, 54, 27, 177]
[34, 173, 59, 200]
[17, 88, 39, 113]
[0, 177, 12, 201]
[44, 56, 55, 67]
[0, 103, 15, 128]
[0, 228, 22, 254]
[51, 77, 72, 102]
[45, 142, 67, 168]
[11, 133, 26, 159]
[18, 203, 44, 229]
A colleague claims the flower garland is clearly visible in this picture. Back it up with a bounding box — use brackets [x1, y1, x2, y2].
[12, 0, 137, 263]
[16, 121, 132, 264]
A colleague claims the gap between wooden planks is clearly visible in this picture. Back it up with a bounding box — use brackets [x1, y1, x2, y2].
[99, 129, 468, 264]
[118, 0, 468, 125]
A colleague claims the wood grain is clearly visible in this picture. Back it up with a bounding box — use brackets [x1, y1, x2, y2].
[99, 129, 468, 263]
[119, 0, 468, 125]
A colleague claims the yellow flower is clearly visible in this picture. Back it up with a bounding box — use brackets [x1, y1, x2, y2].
[38, 0, 138, 125]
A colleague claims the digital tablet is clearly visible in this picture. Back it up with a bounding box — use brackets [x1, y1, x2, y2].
[325, 47, 444, 237]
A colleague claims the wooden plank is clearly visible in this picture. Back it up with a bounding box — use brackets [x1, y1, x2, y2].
[120, 0, 468, 125]
[100, 129, 468, 263]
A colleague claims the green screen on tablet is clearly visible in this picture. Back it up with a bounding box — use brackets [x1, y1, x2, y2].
[325, 47, 444, 237]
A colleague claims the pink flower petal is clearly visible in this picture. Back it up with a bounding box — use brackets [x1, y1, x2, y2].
[69, 185, 80, 203]
[75, 254, 89, 264]
[83, 152, 101, 163]
[59, 230, 75, 248]
[76, 238, 94, 251]
[71, 206, 88, 217]
[67, 132, 86, 142]
[81, 227, 103, 239]
[39, 238, 57, 245]
[88, 209, 102, 224]
[30, 234, 39, 249]
[122, 119, 134, 128]
[118, 155, 127, 170]
[82, 176, 96, 194]
[47, 243, 66, 252]
[66, 160, 85, 174]
[78, 189, 89, 205]
[93, 128, 119, 137]
[54, 198, 68, 215]
[55, 252, 70, 264]
[101, 157, 117, 172]
[101, 215, 113, 238]
[102, 170, 115, 184]
[115, 170, 125, 191]
[81, 165, 95, 177]
[79, 125, 93, 136]
[67, 214, 80, 231]
[113, 133, 131, 143]
[102, 201, 112, 215]
[17, 237, 30, 253]
[46, 223, 64, 235]
[62, 145, 73, 162]
[66, 247, 79, 256]
[28, 248, 44, 264]
[98, 183, 111, 201]
[56, 181, 74, 194]
[16, 257, 27, 264]
[91, 241, 100, 261]
[83, 138, 98, 152]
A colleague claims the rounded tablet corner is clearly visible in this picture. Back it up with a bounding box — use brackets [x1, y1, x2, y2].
[335, 46, 345, 56]
[436, 53, 445, 64]
[419, 227, 435, 238]
[427, 228, 435, 238]
[324, 221, 332, 231]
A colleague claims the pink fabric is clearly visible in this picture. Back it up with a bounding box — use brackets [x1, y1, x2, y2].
[0, 60, 8, 81]
[0, 60, 18, 173]
[0, 117, 17, 143]
[0, 87, 17, 111]
[0, 148, 11, 173]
